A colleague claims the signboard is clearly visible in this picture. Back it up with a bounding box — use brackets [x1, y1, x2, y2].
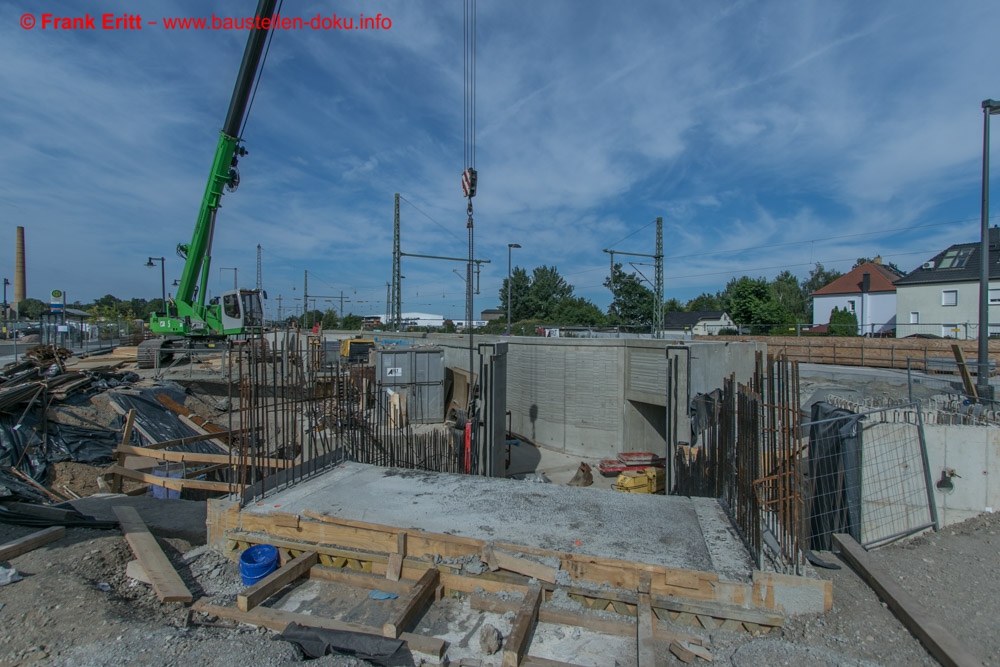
[50, 289, 65, 314]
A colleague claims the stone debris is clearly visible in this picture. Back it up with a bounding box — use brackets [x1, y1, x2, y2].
[478, 623, 503, 655]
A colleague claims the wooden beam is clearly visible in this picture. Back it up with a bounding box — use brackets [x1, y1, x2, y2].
[0, 526, 65, 560]
[833, 533, 983, 667]
[503, 583, 542, 667]
[309, 563, 414, 596]
[387, 532, 406, 581]
[192, 601, 446, 659]
[109, 466, 232, 493]
[238, 551, 317, 612]
[383, 567, 439, 638]
[112, 505, 192, 603]
[669, 640, 696, 664]
[637, 573, 657, 667]
[520, 657, 585, 667]
[114, 445, 292, 468]
[469, 594, 703, 646]
[952, 345, 979, 400]
[113, 409, 137, 492]
[488, 546, 558, 584]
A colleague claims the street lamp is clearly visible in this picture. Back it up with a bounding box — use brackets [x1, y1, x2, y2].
[507, 243, 521, 335]
[978, 99, 1000, 397]
[220, 267, 238, 290]
[145, 257, 166, 312]
[2, 277, 8, 339]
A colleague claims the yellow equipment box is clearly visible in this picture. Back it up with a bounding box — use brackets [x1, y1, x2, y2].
[614, 467, 666, 494]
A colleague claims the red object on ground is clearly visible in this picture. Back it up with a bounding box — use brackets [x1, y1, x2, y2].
[463, 422, 472, 474]
[618, 451, 660, 465]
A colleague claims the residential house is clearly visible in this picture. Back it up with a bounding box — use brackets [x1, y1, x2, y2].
[894, 228, 1000, 339]
[662, 310, 735, 336]
[811, 259, 900, 335]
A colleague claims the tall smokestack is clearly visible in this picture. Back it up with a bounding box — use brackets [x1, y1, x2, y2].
[14, 226, 25, 316]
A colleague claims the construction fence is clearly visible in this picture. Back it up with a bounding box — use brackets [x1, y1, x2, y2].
[676, 353, 938, 573]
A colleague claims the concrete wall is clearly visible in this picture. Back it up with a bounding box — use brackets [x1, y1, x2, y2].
[923, 422, 1000, 526]
[813, 292, 896, 335]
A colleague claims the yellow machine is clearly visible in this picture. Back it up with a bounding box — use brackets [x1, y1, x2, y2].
[340, 338, 375, 363]
[614, 467, 666, 494]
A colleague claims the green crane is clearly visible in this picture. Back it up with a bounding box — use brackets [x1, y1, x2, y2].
[141, 0, 277, 367]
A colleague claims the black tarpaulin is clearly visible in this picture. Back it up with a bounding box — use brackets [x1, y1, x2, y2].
[110, 385, 224, 455]
[279, 623, 412, 666]
[807, 401, 863, 550]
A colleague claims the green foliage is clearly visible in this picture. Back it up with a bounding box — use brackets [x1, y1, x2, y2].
[301, 309, 324, 328]
[605, 263, 655, 327]
[854, 256, 904, 276]
[442, 319, 457, 333]
[663, 298, 684, 313]
[341, 313, 363, 330]
[16, 298, 48, 319]
[524, 265, 574, 321]
[770, 270, 807, 322]
[499, 267, 532, 322]
[321, 309, 339, 329]
[728, 277, 792, 335]
[801, 263, 843, 319]
[549, 296, 607, 326]
[828, 307, 858, 336]
[685, 292, 723, 312]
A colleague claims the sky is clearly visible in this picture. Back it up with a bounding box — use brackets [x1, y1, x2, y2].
[1, 0, 999, 321]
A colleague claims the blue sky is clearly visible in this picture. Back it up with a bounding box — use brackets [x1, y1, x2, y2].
[1, 0, 999, 321]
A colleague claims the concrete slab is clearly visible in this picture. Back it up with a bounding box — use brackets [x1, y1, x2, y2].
[246, 461, 723, 574]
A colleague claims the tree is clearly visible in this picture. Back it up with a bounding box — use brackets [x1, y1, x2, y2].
[663, 298, 684, 313]
[828, 306, 858, 337]
[524, 265, 574, 321]
[801, 263, 843, 320]
[341, 313, 363, 330]
[604, 263, 655, 327]
[685, 292, 722, 312]
[16, 298, 47, 319]
[301, 309, 324, 328]
[442, 319, 456, 333]
[853, 256, 905, 276]
[550, 296, 606, 326]
[770, 271, 807, 322]
[728, 277, 792, 334]
[321, 309, 339, 329]
[499, 267, 532, 323]
[93, 294, 122, 310]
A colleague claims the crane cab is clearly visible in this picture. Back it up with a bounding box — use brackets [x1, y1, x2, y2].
[219, 289, 264, 333]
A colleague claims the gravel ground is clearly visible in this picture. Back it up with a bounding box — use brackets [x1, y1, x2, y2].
[1, 508, 997, 666]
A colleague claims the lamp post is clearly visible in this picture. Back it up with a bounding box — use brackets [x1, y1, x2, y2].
[979, 99, 1000, 397]
[2, 277, 8, 339]
[145, 257, 166, 312]
[220, 267, 238, 291]
[507, 243, 521, 335]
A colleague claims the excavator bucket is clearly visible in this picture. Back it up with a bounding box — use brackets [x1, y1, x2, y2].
[567, 462, 593, 487]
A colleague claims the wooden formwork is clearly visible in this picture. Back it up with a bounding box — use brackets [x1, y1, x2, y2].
[697, 335, 1000, 372]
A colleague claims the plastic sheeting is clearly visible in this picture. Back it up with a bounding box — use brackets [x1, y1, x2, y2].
[110, 385, 225, 455]
[279, 623, 412, 666]
[807, 401, 863, 550]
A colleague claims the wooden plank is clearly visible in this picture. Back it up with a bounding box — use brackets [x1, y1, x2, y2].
[109, 465, 232, 493]
[387, 531, 406, 581]
[309, 563, 414, 596]
[669, 640, 696, 664]
[653, 595, 783, 627]
[238, 551, 318, 612]
[113, 409, 137, 492]
[490, 547, 558, 584]
[952, 345, 979, 400]
[112, 505, 192, 603]
[637, 572, 657, 667]
[521, 657, 585, 667]
[126, 559, 152, 585]
[0, 526, 65, 560]
[833, 533, 984, 667]
[5, 502, 77, 522]
[503, 582, 542, 667]
[383, 567, 439, 638]
[115, 430, 247, 454]
[192, 601, 446, 659]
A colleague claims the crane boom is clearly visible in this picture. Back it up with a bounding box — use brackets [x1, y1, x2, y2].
[151, 0, 277, 339]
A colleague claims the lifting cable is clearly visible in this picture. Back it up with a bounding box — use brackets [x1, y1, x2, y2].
[462, 0, 478, 424]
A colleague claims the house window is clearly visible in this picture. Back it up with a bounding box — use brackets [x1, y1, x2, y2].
[941, 324, 960, 338]
[847, 300, 856, 312]
[941, 290, 958, 307]
[909, 312, 919, 324]
[938, 247, 974, 268]
[990, 289, 1000, 305]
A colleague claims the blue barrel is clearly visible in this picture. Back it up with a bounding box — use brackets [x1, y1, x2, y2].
[239, 544, 278, 586]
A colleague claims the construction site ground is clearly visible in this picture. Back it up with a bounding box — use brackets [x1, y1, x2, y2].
[0, 357, 998, 665]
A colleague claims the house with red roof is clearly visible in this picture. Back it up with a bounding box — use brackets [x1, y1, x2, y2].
[811, 259, 901, 336]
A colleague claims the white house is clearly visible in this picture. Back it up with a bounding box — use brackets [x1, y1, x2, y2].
[811, 260, 900, 335]
[662, 311, 736, 335]
[894, 229, 1000, 339]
